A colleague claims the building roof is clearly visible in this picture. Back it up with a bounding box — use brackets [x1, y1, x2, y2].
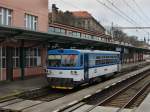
[71, 11, 92, 19]
[71, 11, 105, 31]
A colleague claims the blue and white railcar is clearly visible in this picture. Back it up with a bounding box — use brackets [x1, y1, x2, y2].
[46, 49, 121, 89]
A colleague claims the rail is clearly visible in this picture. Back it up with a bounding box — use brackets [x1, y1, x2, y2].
[60, 71, 150, 112]
[116, 82, 150, 112]
[83, 72, 150, 112]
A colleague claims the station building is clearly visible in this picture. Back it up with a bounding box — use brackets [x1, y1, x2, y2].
[0, 0, 48, 81]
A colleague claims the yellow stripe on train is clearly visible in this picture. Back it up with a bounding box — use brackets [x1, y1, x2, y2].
[51, 86, 73, 89]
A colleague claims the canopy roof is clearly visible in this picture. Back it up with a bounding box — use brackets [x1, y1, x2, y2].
[0, 25, 149, 52]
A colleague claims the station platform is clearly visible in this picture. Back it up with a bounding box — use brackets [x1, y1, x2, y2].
[0, 61, 148, 102]
[135, 93, 150, 112]
[0, 76, 48, 100]
[121, 61, 147, 70]
[71, 104, 133, 112]
[22, 65, 150, 112]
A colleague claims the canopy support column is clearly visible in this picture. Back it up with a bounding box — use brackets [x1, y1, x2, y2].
[6, 47, 13, 81]
[20, 40, 25, 80]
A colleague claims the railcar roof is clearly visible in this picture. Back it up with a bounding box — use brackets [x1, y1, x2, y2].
[48, 49, 120, 54]
[77, 49, 120, 54]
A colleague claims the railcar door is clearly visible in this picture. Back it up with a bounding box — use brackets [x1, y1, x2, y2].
[84, 53, 89, 81]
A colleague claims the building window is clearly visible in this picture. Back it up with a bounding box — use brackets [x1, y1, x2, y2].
[60, 29, 65, 34]
[25, 48, 41, 67]
[12, 48, 20, 68]
[0, 48, 20, 68]
[25, 14, 38, 31]
[72, 32, 77, 36]
[81, 34, 86, 38]
[54, 27, 61, 33]
[0, 48, 6, 68]
[48, 27, 55, 32]
[0, 7, 12, 26]
[67, 31, 72, 36]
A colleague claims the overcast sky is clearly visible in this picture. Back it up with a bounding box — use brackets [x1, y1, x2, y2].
[49, 0, 150, 42]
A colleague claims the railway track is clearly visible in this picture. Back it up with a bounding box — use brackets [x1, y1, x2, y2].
[0, 87, 69, 103]
[21, 88, 71, 102]
[0, 64, 150, 112]
[0, 89, 72, 112]
[61, 71, 150, 112]
[0, 62, 148, 104]
[20, 62, 149, 102]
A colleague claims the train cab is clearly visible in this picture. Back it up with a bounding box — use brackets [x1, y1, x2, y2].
[46, 49, 84, 89]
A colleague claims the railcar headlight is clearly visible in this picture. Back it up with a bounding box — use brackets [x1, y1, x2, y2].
[71, 71, 78, 75]
[71, 71, 74, 75]
[74, 71, 77, 75]
[48, 70, 52, 75]
[59, 71, 63, 74]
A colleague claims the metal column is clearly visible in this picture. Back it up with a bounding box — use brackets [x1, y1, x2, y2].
[20, 40, 25, 80]
[6, 47, 13, 81]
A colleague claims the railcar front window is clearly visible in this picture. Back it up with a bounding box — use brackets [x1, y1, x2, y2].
[48, 55, 61, 67]
[48, 55, 78, 67]
[61, 55, 78, 67]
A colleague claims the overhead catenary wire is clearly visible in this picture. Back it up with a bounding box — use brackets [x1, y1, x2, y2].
[105, 0, 149, 39]
[122, 0, 150, 40]
[122, 0, 149, 26]
[95, 0, 137, 26]
[59, 0, 137, 26]
[106, 0, 139, 26]
[106, 0, 149, 34]
[52, 0, 140, 28]
[96, 0, 148, 33]
[132, 0, 150, 42]
[132, 0, 150, 23]
[97, 0, 150, 42]
[60, 0, 81, 10]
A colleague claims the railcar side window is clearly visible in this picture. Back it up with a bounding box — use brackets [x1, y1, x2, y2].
[89, 53, 120, 67]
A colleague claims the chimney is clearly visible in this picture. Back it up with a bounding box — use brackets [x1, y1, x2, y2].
[52, 4, 58, 23]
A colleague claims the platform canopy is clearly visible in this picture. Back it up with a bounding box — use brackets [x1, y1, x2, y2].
[0, 25, 149, 52]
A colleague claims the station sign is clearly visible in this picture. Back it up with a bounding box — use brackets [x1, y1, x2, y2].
[116, 47, 129, 54]
[116, 47, 122, 52]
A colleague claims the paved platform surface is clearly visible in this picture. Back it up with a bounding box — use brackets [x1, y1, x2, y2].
[122, 61, 147, 70]
[2, 100, 43, 111]
[72, 105, 133, 112]
[22, 65, 150, 112]
[0, 76, 48, 100]
[135, 93, 150, 112]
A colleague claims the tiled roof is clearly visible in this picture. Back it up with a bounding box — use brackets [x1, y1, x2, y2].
[71, 11, 92, 18]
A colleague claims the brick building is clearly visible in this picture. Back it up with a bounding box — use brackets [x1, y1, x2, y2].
[49, 4, 105, 34]
[0, 0, 48, 81]
[71, 11, 105, 33]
